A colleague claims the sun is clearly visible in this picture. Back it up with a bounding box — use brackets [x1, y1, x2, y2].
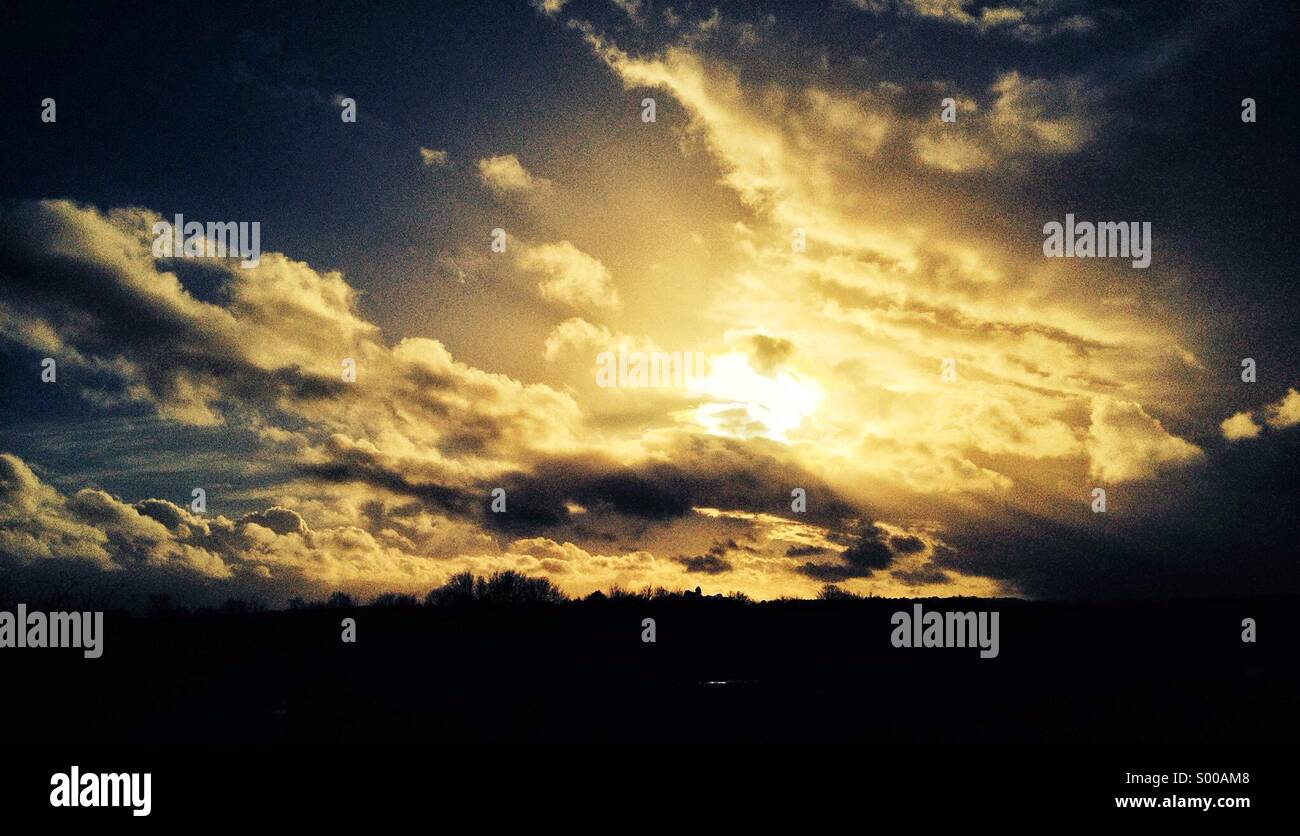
[684, 352, 823, 441]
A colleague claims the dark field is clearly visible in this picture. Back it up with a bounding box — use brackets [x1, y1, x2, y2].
[3, 596, 1295, 746]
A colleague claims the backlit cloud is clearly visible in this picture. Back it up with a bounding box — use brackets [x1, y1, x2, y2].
[477, 153, 554, 197]
[517, 240, 621, 311]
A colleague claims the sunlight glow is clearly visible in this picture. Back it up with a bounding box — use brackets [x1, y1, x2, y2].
[686, 352, 822, 441]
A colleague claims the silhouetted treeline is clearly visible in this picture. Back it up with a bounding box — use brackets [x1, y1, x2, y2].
[5, 593, 1297, 746]
[133, 571, 774, 616]
[19, 569, 1281, 617]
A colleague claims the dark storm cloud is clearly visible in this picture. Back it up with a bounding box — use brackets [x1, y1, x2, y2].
[675, 539, 754, 573]
[489, 447, 859, 534]
[795, 562, 870, 583]
[891, 565, 950, 586]
[795, 524, 896, 582]
[889, 534, 926, 554]
[288, 424, 869, 540]
[842, 526, 895, 570]
[267, 423, 859, 541]
[675, 554, 733, 575]
[484, 438, 862, 531]
[295, 458, 475, 520]
[928, 426, 1300, 599]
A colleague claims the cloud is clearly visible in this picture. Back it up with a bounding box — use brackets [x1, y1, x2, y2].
[913, 133, 996, 173]
[0, 199, 603, 533]
[530, 0, 571, 17]
[676, 553, 733, 574]
[1221, 411, 1262, 441]
[477, 153, 554, 197]
[889, 534, 927, 554]
[1, 2, 1291, 607]
[1264, 388, 1300, 429]
[517, 241, 621, 311]
[0, 199, 949, 602]
[1218, 387, 1300, 442]
[795, 562, 871, 583]
[563, 21, 1195, 503]
[0, 199, 591, 473]
[728, 332, 795, 376]
[986, 71, 1098, 155]
[2, 445, 784, 605]
[795, 524, 894, 581]
[609, 0, 645, 24]
[419, 147, 450, 168]
[912, 71, 1099, 172]
[841, 525, 896, 570]
[0, 199, 364, 426]
[544, 317, 616, 361]
[849, 0, 1096, 41]
[0, 451, 231, 579]
[0, 2, 1261, 604]
[891, 564, 950, 585]
[1085, 398, 1202, 482]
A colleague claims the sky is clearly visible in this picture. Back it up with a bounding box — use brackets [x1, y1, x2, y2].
[0, 0, 1297, 607]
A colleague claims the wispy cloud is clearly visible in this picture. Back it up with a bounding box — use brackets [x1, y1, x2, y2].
[477, 153, 554, 198]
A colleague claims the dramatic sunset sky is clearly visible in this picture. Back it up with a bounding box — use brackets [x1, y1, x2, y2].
[1, 0, 1296, 607]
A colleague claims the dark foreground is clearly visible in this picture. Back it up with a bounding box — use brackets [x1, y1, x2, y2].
[3, 596, 1296, 746]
